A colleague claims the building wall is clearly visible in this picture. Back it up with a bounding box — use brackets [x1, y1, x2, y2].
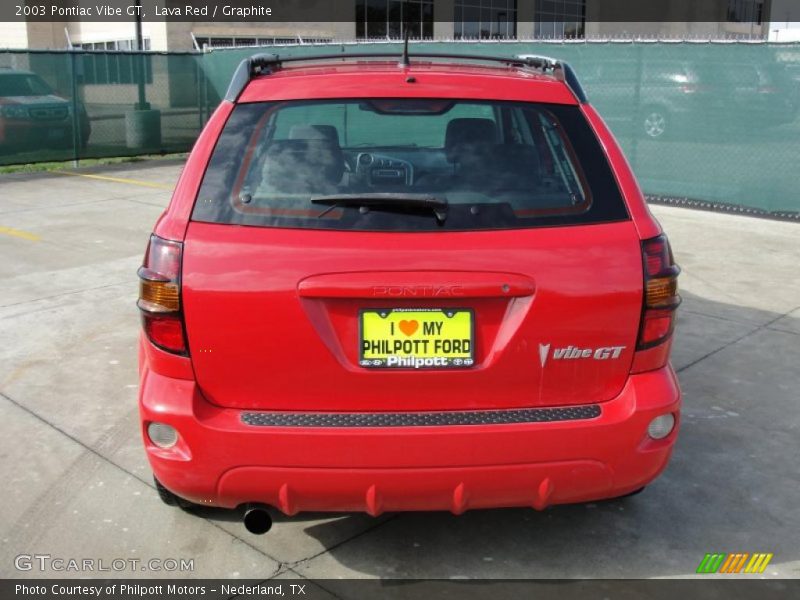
[433, 0, 454, 39]
[585, 21, 769, 39]
[0, 22, 30, 49]
[769, 22, 800, 41]
[167, 22, 356, 51]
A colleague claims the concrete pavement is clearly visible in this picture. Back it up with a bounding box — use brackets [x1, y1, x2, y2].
[0, 161, 797, 580]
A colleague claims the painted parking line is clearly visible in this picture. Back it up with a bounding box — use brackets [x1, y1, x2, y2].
[0, 226, 40, 241]
[54, 170, 174, 190]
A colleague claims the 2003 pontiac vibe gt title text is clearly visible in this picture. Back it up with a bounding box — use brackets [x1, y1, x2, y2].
[136, 50, 682, 533]
[22, 4, 274, 18]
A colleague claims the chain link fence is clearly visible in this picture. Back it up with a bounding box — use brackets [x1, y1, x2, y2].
[0, 49, 209, 165]
[1, 42, 798, 214]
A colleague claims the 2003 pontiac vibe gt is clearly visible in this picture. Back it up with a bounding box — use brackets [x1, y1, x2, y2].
[137, 51, 681, 533]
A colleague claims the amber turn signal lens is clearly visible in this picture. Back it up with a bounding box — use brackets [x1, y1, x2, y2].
[646, 276, 678, 308]
[138, 278, 180, 313]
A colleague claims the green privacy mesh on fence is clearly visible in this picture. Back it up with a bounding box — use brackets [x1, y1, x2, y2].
[0, 50, 209, 165]
[2, 42, 799, 214]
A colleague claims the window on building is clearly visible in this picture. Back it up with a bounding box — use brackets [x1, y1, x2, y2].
[193, 36, 333, 49]
[78, 39, 150, 51]
[454, 0, 517, 39]
[727, 0, 764, 24]
[355, 0, 434, 39]
[534, 0, 586, 39]
[77, 39, 153, 85]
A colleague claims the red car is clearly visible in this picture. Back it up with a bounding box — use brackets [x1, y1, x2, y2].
[138, 51, 681, 534]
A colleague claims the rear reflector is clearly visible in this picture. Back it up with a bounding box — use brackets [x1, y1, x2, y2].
[138, 235, 187, 355]
[647, 413, 676, 440]
[147, 422, 178, 448]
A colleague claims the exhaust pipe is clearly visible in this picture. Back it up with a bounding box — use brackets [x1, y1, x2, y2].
[243, 504, 273, 535]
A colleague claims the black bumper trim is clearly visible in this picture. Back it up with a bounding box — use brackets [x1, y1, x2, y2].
[241, 405, 601, 428]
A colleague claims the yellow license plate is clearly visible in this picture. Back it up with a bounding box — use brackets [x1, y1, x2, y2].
[359, 308, 474, 369]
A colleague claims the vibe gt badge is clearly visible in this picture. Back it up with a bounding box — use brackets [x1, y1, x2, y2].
[538, 343, 626, 367]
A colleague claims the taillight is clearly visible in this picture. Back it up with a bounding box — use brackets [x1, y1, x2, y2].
[137, 235, 187, 355]
[633, 235, 680, 372]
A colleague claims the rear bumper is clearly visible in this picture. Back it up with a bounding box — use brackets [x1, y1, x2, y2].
[139, 360, 680, 514]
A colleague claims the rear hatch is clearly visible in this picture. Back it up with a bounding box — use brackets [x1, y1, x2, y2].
[182, 95, 641, 411]
[183, 223, 642, 411]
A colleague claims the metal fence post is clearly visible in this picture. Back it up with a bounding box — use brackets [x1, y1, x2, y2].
[198, 55, 207, 127]
[69, 50, 80, 167]
[629, 42, 644, 175]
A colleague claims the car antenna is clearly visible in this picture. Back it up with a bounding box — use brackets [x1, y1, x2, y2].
[399, 26, 411, 68]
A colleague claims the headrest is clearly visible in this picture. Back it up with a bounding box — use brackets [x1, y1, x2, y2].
[262, 139, 343, 192]
[288, 124, 340, 145]
[447, 144, 542, 191]
[444, 118, 498, 161]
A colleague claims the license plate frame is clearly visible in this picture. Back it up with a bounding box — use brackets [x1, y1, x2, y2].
[359, 307, 475, 369]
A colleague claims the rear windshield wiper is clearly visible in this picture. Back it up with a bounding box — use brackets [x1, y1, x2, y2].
[311, 193, 448, 224]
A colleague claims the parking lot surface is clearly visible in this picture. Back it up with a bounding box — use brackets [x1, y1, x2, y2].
[0, 160, 798, 580]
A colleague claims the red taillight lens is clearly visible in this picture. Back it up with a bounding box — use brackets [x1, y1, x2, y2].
[142, 313, 187, 354]
[138, 235, 187, 355]
[643, 236, 669, 277]
[639, 309, 675, 348]
[637, 235, 681, 352]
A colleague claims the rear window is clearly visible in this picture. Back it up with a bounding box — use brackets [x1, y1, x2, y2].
[192, 99, 628, 231]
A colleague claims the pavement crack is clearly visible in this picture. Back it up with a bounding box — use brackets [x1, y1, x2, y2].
[677, 304, 800, 373]
[0, 281, 133, 311]
[0, 191, 165, 215]
[0, 390, 283, 567]
[765, 326, 800, 337]
[681, 307, 765, 326]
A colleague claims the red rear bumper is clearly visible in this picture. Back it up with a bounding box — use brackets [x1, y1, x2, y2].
[139, 353, 680, 514]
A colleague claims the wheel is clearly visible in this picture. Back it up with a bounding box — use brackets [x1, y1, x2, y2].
[154, 476, 195, 510]
[642, 108, 668, 139]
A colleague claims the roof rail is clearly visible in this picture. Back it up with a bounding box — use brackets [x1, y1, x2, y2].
[223, 51, 588, 104]
[512, 54, 587, 103]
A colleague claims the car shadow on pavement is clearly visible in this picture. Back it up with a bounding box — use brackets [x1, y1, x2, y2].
[193, 291, 798, 578]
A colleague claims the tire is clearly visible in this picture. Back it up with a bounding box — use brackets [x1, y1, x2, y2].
[642, 107, 668, 139]
[611, 486, 646, 501]
[154, 476, 195, 510]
